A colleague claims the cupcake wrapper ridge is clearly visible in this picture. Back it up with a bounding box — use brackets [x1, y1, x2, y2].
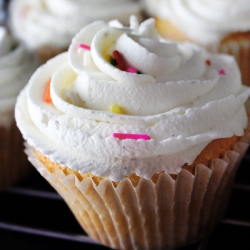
[24, 125, 249, 250]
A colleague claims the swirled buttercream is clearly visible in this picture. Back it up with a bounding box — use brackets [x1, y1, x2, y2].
[15, 17, 250, 181]
[145, 0, 250, 47]
[0, 26, 38, 128]
[9, 0, 144, 50]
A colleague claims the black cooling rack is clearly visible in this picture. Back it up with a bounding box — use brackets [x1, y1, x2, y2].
[0, 147, 249, 250]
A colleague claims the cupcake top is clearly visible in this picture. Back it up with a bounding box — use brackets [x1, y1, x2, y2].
[15, 16, 250, 181]
[0, 26, 38, 128]
[9, 0, 144, 50]
[145, 0, 250, 48]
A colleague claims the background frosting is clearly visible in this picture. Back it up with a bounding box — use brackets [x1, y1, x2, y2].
[15, 17, 250, 181]
[145, 0, 250, 47]
[9, 0, 143, 50]
[0, 26, 38, 128]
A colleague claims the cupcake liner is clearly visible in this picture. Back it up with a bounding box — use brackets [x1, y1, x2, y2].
[219, 31, 250, 86]
[0, 121, 33, 191]
[24, 127, 249, 250]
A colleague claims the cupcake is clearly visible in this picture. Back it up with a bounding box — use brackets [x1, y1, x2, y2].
[0, 26, 38, 191]
[144, 0, 250, 86]
[15, 16, 250, 250]
[8, 0, 144, 64]
[0, 0, 5, 25]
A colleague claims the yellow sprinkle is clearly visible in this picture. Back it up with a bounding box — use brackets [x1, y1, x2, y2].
[110, 104, 125, 114]
[104, 54, 112, 62]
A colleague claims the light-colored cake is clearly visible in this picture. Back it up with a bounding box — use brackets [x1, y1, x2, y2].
[144, 0, 250, 86]
[15, 17, 250, 249]
[0, 26, 38, 191]
[8, 0, 145, 63]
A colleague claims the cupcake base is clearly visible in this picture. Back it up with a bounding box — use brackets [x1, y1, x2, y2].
[24, 121, 250, 250]
[0, 121, 33, 191]
[219, 31, 250, 87]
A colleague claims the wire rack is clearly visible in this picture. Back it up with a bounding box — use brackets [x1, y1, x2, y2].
[0, 147, 250, 250]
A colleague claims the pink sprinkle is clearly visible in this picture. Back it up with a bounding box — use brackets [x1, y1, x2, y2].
[77, 43, 91, 51]
[112, 133, 151, 140]
[126, 67, 137, 73]
[219, 69, 226, 75]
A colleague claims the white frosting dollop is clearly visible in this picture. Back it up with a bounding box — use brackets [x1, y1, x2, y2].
[0, 26, 38, 128]
[15, 17, 250, 181]
[9, 0, 144, 50]
[145, 0, 250, 48]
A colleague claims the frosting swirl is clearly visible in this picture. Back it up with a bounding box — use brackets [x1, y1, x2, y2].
[145, 0, 250, 47]
[9, 0, 143, 50]
[0, 26, 38, 128]
[15, 17, 250, 181]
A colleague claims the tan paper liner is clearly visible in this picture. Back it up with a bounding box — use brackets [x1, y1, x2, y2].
[219, 31, 250, 87]
[25, 129, 250, 250]
[0, 121, 33, 191]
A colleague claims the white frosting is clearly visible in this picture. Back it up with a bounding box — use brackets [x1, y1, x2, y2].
[145, 0, 250, 48]
[15, 17, 250, 181]
[9, 0, 143, 50]
[0, 26, 38, 128]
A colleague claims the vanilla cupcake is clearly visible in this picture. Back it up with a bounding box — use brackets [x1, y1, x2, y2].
[8, 0, 144, 64]
[144, 0, 250, 86]
[0, 26, 38, 191]
[15, 16, 250, 250]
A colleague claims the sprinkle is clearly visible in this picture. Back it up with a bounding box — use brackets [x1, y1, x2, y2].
[137, 70, 142, 74]
[110, 104, 125, 114]
[110, 58, 118, 66]
[219, 69, 226, 75]
[77, 43, 91, 51]
[113, 50, 127, 71]
[112, 133, 151, 140]
[205, 60, 211, 66]
[44, 79, 52, 103]
[83, 50, 92, 67]
[10, 44, 18, 51]
[126, 67, 137, 73]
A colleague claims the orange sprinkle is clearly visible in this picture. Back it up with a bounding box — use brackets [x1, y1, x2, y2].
[44, 79, 52, 103]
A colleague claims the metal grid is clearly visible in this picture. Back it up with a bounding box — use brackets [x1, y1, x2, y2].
[0, 147, 249, 250]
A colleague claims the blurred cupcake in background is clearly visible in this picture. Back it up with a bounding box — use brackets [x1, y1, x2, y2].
[144, 0, 250, 86]
[0, 25, 38, 191]
[0, 0, 6, 25]
[8, 0, 145, 64]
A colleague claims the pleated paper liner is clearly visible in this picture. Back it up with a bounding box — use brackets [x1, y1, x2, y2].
[0, 121, 33, 191]
[25, 126, 250, 250]
[219, 31, 250, 87]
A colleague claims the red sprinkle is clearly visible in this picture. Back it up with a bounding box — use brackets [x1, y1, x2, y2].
[126, 67, 137, 73]
[205, 60, 211, 66]
[77, 43, 91, 51]
[112, 133, 151, 140]
[44, 79, 52, 103]
[112, 50, 127, 71]
[219, 69, 226, 75]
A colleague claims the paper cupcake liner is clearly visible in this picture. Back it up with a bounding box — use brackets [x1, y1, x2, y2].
[0, 121, 33, 191]
[219, 31, 250, 87]
[25, 128, 250, 250]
